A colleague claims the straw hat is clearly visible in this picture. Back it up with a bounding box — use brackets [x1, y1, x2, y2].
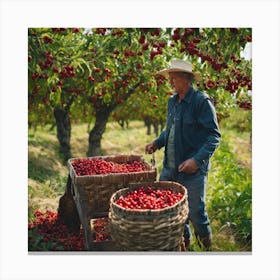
[158, 59, 201, 80]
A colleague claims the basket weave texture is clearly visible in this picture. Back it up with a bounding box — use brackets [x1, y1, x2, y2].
[68, 154, 156, 214]
[109, 181, 189, 251]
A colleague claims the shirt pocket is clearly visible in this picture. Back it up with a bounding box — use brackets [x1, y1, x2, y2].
[182, 114, 197, 129]
[182, 116, 197, 146]
[182, 109, 196, 124]
[183, 116, 196, 125]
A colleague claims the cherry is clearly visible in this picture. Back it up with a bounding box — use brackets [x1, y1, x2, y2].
[88, 75, 95, 82]
[115, 186, 183, 210]
[142, 42, 149, 51]
[71, 158, 149, 176]
[28, 210, 84, 251]
[138, 35, 145, 44]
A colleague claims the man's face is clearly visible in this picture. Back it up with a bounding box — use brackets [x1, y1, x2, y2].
[168, 72, 189, 93]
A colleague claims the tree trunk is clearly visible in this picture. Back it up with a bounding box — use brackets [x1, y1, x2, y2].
[118, 120, 125, 129]
[144, 119, 152, 135]
[54, 106, 72, 162]
[87, 79, 143, 157]
[153, 123, 159, 136]
[87, 107, 112, 156]
[160, 120, 165, 132]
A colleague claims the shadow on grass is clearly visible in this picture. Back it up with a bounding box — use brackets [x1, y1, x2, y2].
[28, 137, 57, 151]
[28, 154, 59, 183]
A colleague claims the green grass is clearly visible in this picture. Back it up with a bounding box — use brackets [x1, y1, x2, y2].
[28, 114, 252, 252]
[28, 128, 68, 220]
[206, 107, 252, 251]
[207, 134, 252, 251]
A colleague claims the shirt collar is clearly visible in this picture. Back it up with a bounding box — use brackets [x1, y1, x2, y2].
[174, 86, 195, 104]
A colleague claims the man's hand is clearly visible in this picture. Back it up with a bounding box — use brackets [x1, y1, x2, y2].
[145, 141, 158, 154]
[178, 158, 199, 174]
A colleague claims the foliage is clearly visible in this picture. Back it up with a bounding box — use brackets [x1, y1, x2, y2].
[28, 28, 252, 130]
[111, 74, 171, 131]
[207, 132, 252, 247]
[221, 106, 252, 133]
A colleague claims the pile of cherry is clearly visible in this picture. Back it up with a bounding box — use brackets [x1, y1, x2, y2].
[71, 158, 148, 176]
[115, 186, 183, 210]
[28, 211, 110, 251]
[28, 211, 84, 251]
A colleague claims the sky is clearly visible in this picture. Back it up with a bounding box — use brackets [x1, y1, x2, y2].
[241, 42, 252, 60]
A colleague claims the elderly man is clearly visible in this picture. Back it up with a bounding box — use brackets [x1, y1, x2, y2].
[145, 59, 221, 250]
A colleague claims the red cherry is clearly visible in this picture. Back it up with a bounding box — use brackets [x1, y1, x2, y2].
[142, 42, 149, 51]
[88, 75, 95, 82]
[138, 35, 145, 44]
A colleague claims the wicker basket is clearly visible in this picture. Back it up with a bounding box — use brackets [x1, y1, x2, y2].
[67, 154, 157, 250]
[68, 154, 156, 213]
[109, 181, 189, 251]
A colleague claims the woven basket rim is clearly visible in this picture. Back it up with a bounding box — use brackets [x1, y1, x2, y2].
[68, 154, 147, 162]
[110, 181, 187, 215]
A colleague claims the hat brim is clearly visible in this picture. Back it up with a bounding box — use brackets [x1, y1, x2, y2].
[157, 68, 201, 81]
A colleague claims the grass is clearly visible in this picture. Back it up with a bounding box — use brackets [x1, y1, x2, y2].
[206, 107, 252, 251]
[28, 110, 252, 252]
[28, 121, 162, 219]
[206, 134, 252, 251]
[28, 129, 68, 220]
[68, 121, 165, 176]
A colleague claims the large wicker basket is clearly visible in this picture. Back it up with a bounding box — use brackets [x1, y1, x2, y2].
[109, 181, 189, 251]
[68, 154, 156, 214]
[67, 154, 157, 250]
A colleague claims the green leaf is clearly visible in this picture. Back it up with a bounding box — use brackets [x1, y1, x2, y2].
[103, 93, 111, 104]
[49, 90, 61, 105]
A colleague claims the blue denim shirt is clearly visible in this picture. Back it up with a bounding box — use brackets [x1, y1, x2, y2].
[155, 86, 221, 174]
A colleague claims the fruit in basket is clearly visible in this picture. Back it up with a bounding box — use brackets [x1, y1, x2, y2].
[71, 158, 148, 176]
[91, 218, 110, 242]
[115, 186, 183, 210]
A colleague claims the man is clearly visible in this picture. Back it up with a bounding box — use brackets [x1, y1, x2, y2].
[145, 59, 221, 251]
